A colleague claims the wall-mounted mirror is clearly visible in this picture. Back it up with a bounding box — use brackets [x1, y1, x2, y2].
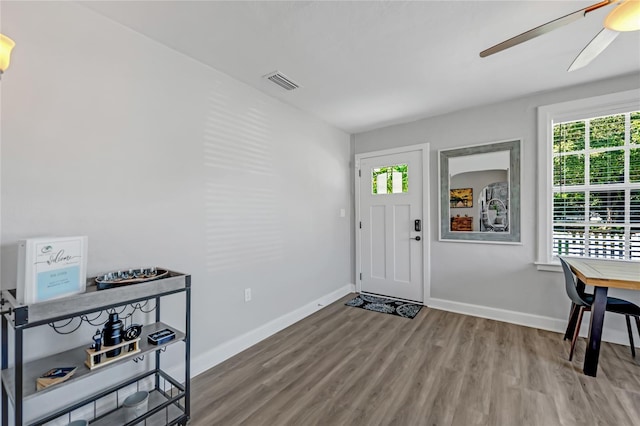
[439, 139, 521, 243]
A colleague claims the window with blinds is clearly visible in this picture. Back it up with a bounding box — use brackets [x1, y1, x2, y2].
[552, 111, 640, 260]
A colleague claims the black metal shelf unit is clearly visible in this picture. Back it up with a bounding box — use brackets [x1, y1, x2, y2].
[1, 270, 191, 426]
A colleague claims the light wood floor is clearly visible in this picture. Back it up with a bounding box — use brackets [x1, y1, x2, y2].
[190, 294, 640, 426]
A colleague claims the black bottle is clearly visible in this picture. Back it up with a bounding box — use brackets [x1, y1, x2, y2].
[103, 313, 123, 357]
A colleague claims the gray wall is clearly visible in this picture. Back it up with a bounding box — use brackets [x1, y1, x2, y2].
[0, 2, 352, 418]
[355, 72, 640, 338]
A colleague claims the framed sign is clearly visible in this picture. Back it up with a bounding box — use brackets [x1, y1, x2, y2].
[17, 236, 88, 304]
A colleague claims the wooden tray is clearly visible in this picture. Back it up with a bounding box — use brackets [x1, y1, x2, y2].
[85, 338, 141, 370]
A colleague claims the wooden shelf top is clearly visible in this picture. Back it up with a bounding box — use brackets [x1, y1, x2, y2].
[2, 271, 189, 327]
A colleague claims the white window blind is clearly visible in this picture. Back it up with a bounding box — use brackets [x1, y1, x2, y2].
[552, 111, 640, 260]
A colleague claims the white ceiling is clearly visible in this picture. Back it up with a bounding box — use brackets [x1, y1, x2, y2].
[81, 0, 640, 134]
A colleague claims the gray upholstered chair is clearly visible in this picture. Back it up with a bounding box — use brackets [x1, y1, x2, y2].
[560, 257, 640, 361]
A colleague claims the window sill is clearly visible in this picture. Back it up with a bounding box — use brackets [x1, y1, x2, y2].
[535, 262, 562, 273]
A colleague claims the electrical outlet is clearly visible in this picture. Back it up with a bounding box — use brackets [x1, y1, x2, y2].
[244, 288, 252, 302]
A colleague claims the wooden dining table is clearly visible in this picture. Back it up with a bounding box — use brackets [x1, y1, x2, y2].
[562, 257, 640, 377]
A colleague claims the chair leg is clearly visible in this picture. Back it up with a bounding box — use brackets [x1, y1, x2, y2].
[625, 315, 636, 358]
[633, 316, 640, 358]
[570, 306, 585, 361]
[565, 303, 578, 341]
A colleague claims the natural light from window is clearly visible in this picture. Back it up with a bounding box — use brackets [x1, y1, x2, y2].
[537, 89, 640, 268]
[371, 164, 408, 195]
[552, 111, 640, 260]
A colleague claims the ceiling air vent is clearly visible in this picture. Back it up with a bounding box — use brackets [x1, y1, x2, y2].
[263, 71, 300, 91]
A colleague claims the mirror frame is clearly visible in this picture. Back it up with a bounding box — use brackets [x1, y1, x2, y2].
[439, 139, 521, 244]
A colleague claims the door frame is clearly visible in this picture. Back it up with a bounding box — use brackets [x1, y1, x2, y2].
[354, 143, 431, 305]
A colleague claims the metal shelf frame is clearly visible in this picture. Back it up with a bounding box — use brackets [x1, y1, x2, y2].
[1, 271, 191, 426]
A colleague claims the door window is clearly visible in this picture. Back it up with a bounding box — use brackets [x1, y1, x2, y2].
[371, 164, 408, 194]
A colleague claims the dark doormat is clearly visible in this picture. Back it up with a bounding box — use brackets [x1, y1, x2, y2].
[345, 294, 422, 319]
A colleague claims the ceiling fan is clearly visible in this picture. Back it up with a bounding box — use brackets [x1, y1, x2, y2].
[480, 0, 640, 71]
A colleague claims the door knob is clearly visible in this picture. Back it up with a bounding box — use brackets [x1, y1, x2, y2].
[411, 236, 421, 241]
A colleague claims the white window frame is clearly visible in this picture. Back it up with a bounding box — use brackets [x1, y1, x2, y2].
[536, 89, 640, 271]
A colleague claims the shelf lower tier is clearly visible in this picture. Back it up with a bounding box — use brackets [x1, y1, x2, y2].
[28, 369, 186, 426]
[1, 322, 185, 404]
[91, 388, 186, 426]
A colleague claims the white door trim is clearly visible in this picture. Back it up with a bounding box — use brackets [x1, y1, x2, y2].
[354, 143, 431, 305]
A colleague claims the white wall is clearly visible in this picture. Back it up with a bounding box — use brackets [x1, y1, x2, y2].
[355, 72, 640, 341]
[0, 1, 352, 421]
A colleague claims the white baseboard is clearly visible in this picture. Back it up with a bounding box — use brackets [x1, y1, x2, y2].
[427, 297, 637, 348]
[190, 283, 356, 378]
[426, 297, 567, 331]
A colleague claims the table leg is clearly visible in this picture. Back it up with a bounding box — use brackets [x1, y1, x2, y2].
[584, 285, 608, 377]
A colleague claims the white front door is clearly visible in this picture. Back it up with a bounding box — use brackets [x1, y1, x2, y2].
[357, 148, 425, 302]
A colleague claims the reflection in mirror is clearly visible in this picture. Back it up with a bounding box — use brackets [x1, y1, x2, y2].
[440, 140, 521, 243]
[479, 182, 509, 232]
[449, 150, 510, 233]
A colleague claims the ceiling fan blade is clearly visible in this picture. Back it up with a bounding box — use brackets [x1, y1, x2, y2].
[568, 28, 620, 71]
[480, 0, 613, 58]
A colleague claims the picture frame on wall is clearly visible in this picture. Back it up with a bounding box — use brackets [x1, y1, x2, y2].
[17, 236, 88, 304]
[449, 188, 473, 208]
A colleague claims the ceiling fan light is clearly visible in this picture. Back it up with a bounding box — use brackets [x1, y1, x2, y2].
[604, 0, 640, 31]
[0, 34, 15, 73]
